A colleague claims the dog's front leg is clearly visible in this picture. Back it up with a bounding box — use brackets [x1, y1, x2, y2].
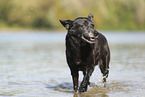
[79, 68, 94, 93]
[71, 69, 79, 93]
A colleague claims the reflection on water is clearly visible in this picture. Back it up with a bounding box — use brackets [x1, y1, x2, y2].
[0, 31, 145, 97]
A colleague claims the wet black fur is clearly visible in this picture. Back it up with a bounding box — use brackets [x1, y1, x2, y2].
[59, 13, 110, 93]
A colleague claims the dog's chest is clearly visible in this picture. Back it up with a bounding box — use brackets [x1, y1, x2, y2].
[80, 45, 92, 59]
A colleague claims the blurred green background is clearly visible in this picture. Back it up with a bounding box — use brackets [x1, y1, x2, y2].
[0, 0, 145, 31]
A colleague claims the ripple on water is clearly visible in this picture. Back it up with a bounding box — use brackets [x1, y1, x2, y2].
[46, 81, 131, 97]
[46, 82, 74, 93]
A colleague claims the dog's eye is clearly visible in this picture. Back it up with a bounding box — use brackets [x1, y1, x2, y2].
[90, 24, 94, 28]
[79, 25, 84, 30]
[77, 25, 83, 28]
[84, 21, 88, 26]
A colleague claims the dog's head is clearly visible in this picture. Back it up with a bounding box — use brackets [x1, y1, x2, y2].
[59, 13, 99, 44]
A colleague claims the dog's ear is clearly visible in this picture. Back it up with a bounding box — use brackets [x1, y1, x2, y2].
[88, 13, 94, 21]
[59, 19, 73, 30]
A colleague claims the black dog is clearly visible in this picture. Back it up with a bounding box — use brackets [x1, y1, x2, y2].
[59, 13, 110, 93]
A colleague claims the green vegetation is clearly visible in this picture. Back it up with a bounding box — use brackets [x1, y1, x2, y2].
[0, 0, 145, 30]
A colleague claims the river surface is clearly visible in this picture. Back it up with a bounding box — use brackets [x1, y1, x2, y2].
[0, 31, 145, 97]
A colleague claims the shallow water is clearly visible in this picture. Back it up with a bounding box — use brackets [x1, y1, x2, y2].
[0, 31, 145, 97]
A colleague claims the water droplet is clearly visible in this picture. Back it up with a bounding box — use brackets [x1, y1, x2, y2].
[31, 8, 34, 11]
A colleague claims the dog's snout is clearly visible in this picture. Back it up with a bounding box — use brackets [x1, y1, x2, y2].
[88, 31, 95, 41]
[88, 31, 94, 38]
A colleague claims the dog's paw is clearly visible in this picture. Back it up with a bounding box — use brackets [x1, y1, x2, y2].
[103, 82, 107, 87]
[79, 87, 87, 93]
[79, 84, 88, 93]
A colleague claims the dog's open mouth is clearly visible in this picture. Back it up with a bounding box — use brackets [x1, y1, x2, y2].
[81, 35, 96, 44]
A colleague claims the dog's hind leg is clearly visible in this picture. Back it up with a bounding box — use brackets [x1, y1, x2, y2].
[99, 54, 110, 86]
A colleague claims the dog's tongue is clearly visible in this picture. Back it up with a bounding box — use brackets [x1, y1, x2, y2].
[90, 37, 95, 41]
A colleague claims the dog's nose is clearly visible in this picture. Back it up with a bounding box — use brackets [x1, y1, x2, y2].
[88, 31, 94, 38]
[88, 31, 95, 41]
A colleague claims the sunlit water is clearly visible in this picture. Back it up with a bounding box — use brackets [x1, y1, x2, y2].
[0, 31, 145, 97]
